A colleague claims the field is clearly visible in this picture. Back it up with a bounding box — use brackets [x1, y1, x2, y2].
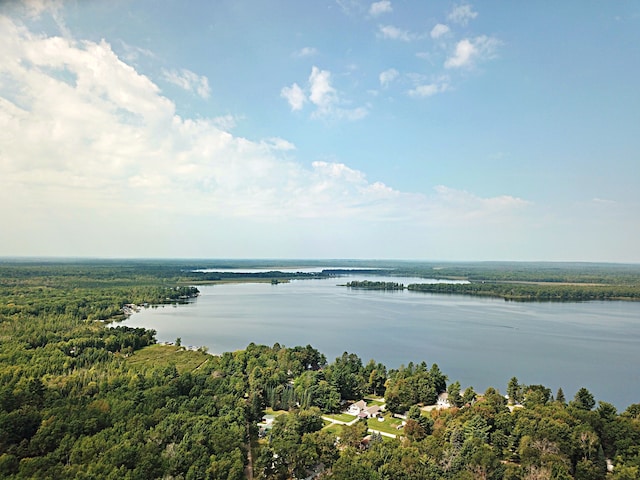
[126, 344, 211, 373]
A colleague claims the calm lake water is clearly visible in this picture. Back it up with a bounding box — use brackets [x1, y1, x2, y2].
[123, 275, 640, 409]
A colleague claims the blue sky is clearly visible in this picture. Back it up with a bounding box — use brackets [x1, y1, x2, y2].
[1, 0, 639, 261]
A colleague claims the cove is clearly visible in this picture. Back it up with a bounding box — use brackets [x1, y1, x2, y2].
[123, 274, 640, 409]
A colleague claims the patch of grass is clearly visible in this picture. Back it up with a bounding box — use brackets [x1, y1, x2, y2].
[324, 413, 357, 423]
[126, 344, 209, 374]
[322, 423, 343, 436]
[264, 407, 288, 417]
[367, 415, 403, 436]
[364, 397, 385, 406]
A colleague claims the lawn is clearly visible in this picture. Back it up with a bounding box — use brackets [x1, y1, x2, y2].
[126, 344, 210, 374]
[322, 423, 344, 436]
[324, 413, 357, 423]
[367, 415, 403, 436]
[364, 397, 386, 407]
[264, 407, 288, 417]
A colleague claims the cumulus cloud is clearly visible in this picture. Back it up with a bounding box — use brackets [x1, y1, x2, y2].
[281, 82, 306, 111]
[444, 35, 500, 69]
[430, 23, 450, 39]
[426, 186, 531, 226]
[378, 25, 413, 41]
[369, 1, 392, 17]
[0, 14, 528, 257]
[448, 4, 478, 26]
[379, 68, 399, 87]
[408, 81, 449, 97]
[281, 66, 368, 120]
[163, 68, 211, 99]
[308, 66, 337, 111]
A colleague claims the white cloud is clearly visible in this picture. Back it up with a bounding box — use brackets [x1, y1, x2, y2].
[378, 24, 413, 42]
[308, 66, 337, 111]
[263, 137, 296, 151]
[163, 68, 211, 99]
[211, 114, 240, 131]
[120, 40, 156, 63]
[281, 66, 368, 120]
[448, 4, 478, 26]
[427, 186, 531, 226]
[408, 81, 449, 97]
[444, 35, 500, 69]
[369, 1, 392, 17]
[445, 39, 476, 68]
[293, 47, 318, 58]
[0, 15, 531, 258]
[281, 82, 306, 111]
[379, 68, 399, 87]
[430, 23, 450, 39]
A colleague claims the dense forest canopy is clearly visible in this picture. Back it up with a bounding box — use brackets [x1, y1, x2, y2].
[0, 260, 639, 479]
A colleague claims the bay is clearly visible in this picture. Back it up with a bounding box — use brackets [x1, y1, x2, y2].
[123, 274, 640, 409]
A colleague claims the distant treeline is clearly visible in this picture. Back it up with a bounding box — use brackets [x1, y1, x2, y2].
[393, 261, 640, 285]
[184, 270, 330, 282]
[407, 282, 640, 301]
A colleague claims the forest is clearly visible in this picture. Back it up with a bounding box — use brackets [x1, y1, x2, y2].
[0, 260, 639, 479]
[405, 282, 640, 302]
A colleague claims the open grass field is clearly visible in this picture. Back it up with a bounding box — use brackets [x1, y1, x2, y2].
[324, 412, 357, 423]
[367, 415, 403, 436]
[264, 407, 288, 417]
[126, 344, 211, 374]
[322, 423, 344, 436]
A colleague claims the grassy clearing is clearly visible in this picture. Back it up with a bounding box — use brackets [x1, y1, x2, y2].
[324, 413, 357, 423]
[126, 344, 210, 374]
[367, 415, 403, 436]
[364, 397, 385, 406]
[264, 407, 288, 417]
[322, 423, 344, 436]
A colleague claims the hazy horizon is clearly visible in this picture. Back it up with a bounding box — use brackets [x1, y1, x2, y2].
[2, 256, 639, 267]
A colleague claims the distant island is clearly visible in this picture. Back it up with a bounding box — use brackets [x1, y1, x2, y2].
[345, 280, 404, 290]
[405, 281, 640, 302]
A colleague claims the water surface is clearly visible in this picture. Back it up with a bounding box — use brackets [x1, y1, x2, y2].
[123, 275, 640, 409]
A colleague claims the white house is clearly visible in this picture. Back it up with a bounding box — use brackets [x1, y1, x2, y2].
[436, 392, 450, 407]
[348, 400, 367, 415]
[359, 405, 381, 419]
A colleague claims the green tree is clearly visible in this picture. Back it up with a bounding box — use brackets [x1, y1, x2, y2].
[507, 376, 521, 405]
[556, 387, 566, 404]
[447, 381, 463, 408]
[462, 386, 477, 405]
[572, 388, 596, 411]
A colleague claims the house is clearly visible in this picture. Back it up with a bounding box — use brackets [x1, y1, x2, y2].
[436, 392, 450, 408]
[364, 405, 381, 418]
[348, 400, 367, 415]
[359, 435, 372, 450]
[257, 414, 276, 437]
[356, 404, 382, 420]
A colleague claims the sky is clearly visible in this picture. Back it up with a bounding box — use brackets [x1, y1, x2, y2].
[1, 0, 639, 262]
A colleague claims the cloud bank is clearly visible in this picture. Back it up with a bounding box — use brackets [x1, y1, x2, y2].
[0, 14, 529, 257]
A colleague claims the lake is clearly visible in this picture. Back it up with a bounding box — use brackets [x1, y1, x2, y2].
[122, 274, 640, 409]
